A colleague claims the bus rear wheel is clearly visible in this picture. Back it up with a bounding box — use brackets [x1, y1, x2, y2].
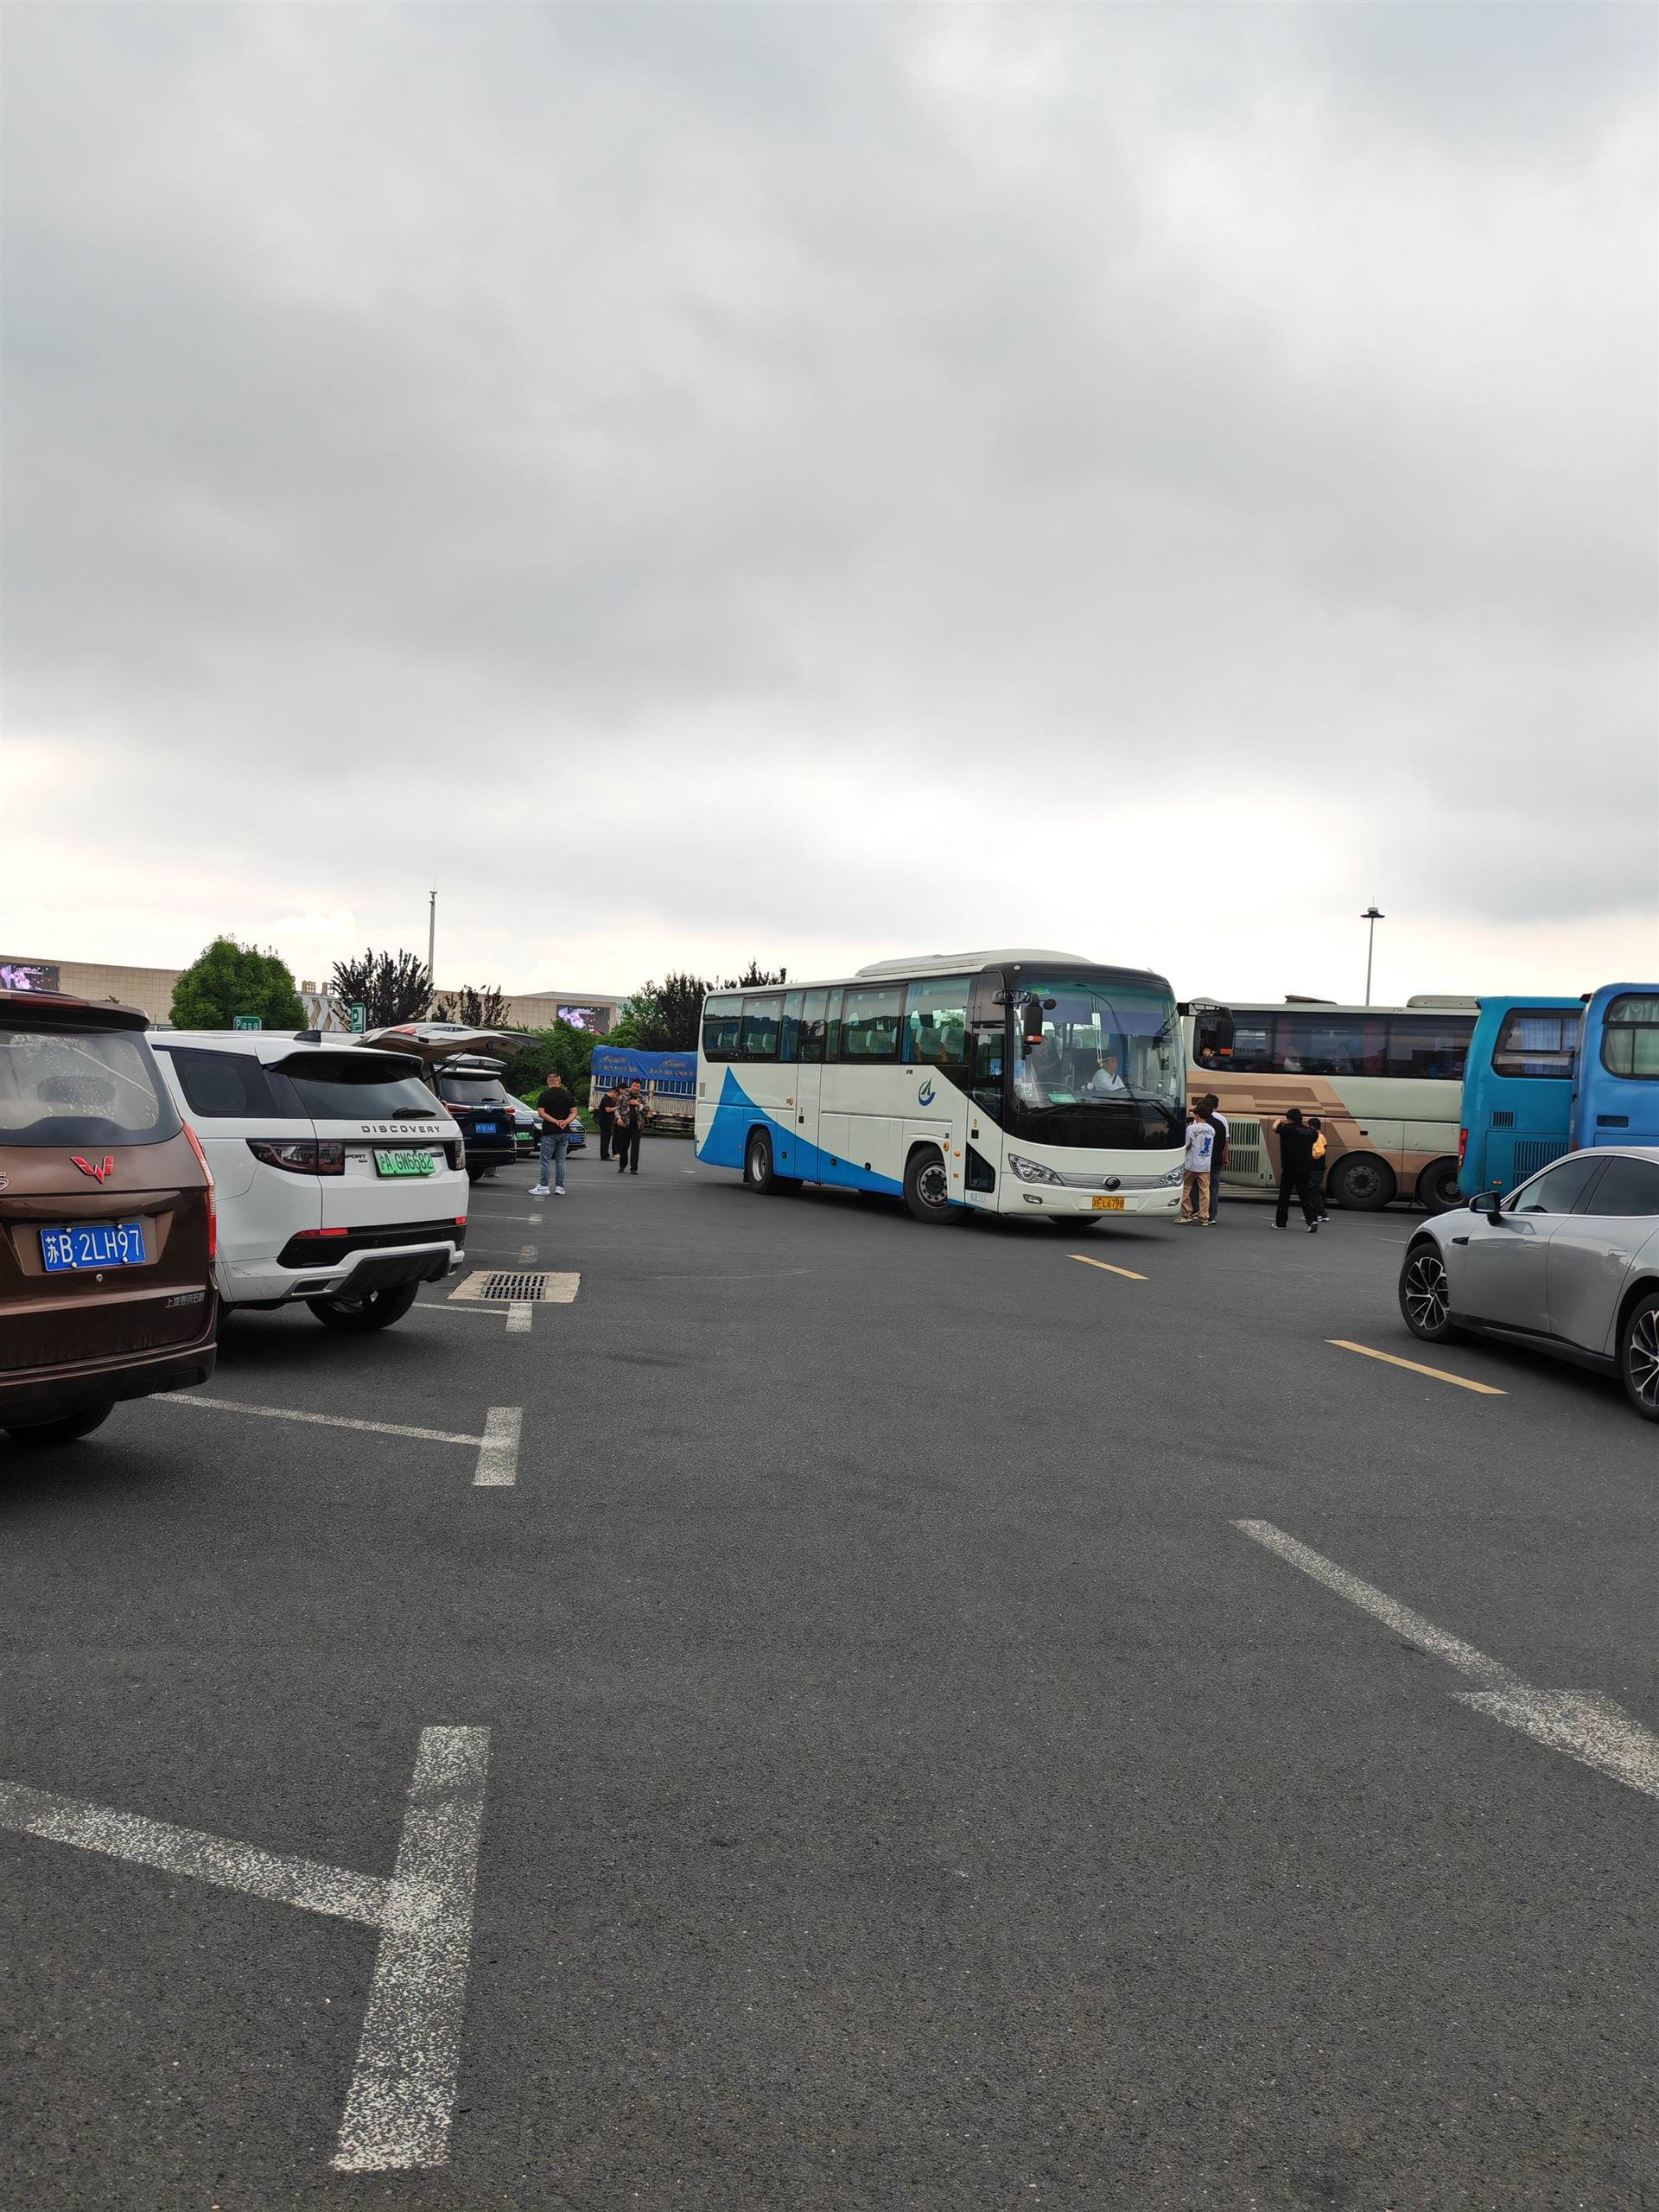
[1330, 1154, 1395, 1211]
[745, 1128, 779, 1193]
[1415, 1159, 1462, 1214]
[903, 1146, 955, 1224]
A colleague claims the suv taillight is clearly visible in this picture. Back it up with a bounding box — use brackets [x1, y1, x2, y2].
[182, 1121, 216, 1260]
[445, 1141, 464, 1171]
[247, 1139, 346, 1175]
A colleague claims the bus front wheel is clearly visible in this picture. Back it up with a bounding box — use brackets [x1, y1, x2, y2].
[745, 1128, 779, 1194]
[1330, 1154, 1395, 1211]
[1415, 1159, 1462, 1214]
[903, 1147, 956, 1224]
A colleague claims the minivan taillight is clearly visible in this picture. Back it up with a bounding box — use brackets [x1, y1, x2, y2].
[247, 1139, 346, 1176]
[182, 1121, 216, 1260]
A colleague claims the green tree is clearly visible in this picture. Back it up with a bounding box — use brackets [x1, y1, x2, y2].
[170, 938, 307, 1030]
[328, 948, 432, 1028]
[627, 965, 787, 1050]
[606, 988, 663, 1051]
[500, 1022, 598, 1102]
[430, 983, 508, 1027]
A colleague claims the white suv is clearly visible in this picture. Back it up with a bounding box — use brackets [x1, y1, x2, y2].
[151, 1032, 468, 1331]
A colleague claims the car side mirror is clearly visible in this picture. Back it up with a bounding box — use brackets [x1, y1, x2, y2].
[1470, 1191, 1502, 1219]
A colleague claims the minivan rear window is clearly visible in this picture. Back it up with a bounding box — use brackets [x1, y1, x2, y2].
[438, 1073, 512, 1108]
[280, 1056, 441, 1121]
[0, 1027, 180, 1146]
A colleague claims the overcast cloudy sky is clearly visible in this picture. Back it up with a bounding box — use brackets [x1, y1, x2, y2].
[5, 3, 1656, 1007]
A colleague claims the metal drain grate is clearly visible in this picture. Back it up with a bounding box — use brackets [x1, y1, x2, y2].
[451, 1269, 579, 1306]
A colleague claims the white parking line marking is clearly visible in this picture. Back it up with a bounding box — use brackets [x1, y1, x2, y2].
[1233, 1520, 1513, 1684]
[334, 1726, 491, 2171]
[517, 1243, 536, 1263]
[0, 1778, 390, 1924]
[1233, 1521, 1659, 1802]
[161, 1397, 480, 1446]
[473, 1406, 521, 1486]
[0, 1726, 491, 2173]
[505, 1302, 532, 1335]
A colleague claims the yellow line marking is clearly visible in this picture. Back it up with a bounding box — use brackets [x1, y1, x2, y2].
[1070, 1255, 1147, 1281]
[1328, 1340, 1504, 1395]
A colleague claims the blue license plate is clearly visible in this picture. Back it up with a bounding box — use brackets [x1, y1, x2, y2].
[473, 1121, 499, 1135]
[41, 1220, 148, 1272]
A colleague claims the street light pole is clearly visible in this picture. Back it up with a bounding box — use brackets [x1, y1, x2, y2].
[426, 883, 436, 1007]
[1361, 906, 1384, 1006]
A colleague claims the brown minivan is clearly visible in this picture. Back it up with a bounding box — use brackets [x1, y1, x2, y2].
[1, 988, 217, 1446]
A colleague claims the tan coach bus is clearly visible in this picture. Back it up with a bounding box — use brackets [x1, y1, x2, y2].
[1183, 996, 1477, 1213]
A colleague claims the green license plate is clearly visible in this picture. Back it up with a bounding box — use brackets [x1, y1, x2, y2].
[374, 1148, 438, 1177]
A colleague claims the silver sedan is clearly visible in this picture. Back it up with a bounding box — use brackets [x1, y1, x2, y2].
[1397, 1146, 1659, 1421]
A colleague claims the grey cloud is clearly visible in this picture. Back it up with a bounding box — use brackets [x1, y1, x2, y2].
[3, 2, 1655, 967]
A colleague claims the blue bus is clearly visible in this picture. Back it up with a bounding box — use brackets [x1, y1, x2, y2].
[1573, 984, 1659, 1151]
[1458, 985, 1659, 1198]
[1457, 997, 1580, 1198]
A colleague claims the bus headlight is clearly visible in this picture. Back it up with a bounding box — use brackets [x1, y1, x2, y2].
[1159, 1165, 1184, 1185]
[1009, 1154, 1064, 1185]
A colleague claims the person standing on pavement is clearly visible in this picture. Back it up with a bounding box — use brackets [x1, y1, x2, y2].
[1272, 1107, 1320, 1231]
[1179, 1106, 1215, 1225]
[1198, 1092, 1229, 1221]
[613, 1078, 649, 1175]
[531, 1067, 578, 1198]
[1307, 1116, 1331, 1222]
[595, 1084, 620, 1162]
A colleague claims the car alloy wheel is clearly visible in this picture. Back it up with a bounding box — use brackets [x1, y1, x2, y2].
[1624, 1302, 1659, 1418]
[1401, 1248, 1450, 1338]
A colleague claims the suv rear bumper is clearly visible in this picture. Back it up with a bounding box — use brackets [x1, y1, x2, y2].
[0, 1317, 218, 1430]
[219, 1236, 464, 1307]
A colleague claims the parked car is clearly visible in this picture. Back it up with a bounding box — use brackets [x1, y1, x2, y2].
[1398, 1146, 1659, 1420]
[152, 1031, 467, 1332]
[431, 1058, 519, 1183]
[1, 988, 217, 1445]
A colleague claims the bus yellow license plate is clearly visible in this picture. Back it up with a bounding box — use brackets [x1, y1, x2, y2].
[1091, 1194, 1125, 1211]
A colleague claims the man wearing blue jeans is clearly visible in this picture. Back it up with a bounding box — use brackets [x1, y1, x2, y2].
[531, 1069, 578, 1197]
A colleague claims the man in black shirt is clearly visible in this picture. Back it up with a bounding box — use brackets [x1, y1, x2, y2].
[531, 1071, 578, 1197]
[1273, 1107, 1320, 1231]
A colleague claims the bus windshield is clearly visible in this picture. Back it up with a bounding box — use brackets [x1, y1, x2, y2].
[1011, 975, 1182, 1147]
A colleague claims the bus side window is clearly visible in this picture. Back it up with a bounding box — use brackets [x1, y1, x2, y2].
[702, 996, 742, 1061]
[1385, 1018, 1471, 1081]
[739, 995, 783, 1062]
[779, 991, 804, 1064]
[1493, 1009, 1577, 1079]
[904, 976, 969, 1065]
[837, 986, 904, 1060]
[1602, 996, 1659, 1077]
[798, 989, 830, 1065]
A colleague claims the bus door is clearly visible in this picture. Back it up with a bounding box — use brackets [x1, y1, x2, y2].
[783, 988, 828, 1179]
[962, 972, 1010, 1210]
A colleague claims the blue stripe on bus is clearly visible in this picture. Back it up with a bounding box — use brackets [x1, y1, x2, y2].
[696, 1068, 906, 1197]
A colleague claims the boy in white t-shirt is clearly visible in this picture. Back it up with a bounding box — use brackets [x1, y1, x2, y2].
[1180, 1112, 1215, 1224]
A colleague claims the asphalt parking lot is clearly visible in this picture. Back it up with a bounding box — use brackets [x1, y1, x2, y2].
[2, 1148, 1654, 2209]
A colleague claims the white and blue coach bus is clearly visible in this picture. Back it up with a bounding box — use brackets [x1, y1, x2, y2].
[694, 950, 1185, 1227]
